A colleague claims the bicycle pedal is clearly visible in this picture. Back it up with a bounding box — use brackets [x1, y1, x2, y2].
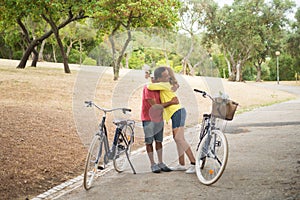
[117, 144, 125, 151]
[98, 166, 105, 170]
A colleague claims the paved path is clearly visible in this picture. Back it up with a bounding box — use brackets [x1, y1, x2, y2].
[36, 83, 300, 200]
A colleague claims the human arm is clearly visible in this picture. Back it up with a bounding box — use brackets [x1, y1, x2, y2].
[147, 96, 178, 108]
[160, 97, 179, 108]
[147, 82, 172, 91]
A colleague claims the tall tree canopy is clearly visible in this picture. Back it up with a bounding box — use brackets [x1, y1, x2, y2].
[93, 0, 181, 80]
[0, 0, 93, 73]
[286, 7, 300, 74]
[201, 0, 295, 81]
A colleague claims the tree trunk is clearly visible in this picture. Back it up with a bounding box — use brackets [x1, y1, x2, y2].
[38, 39, 46, 61]
[255, 59, 263, 82]
[17, 18, 39, 68]
[66, 40, 75, 57]
[17, 10, 88, 70]
[109, 32, 118, 80]
[114, 31, 131, 80]
[125, 53, 129, 68]
[17, 40, 39, 68]
[224, 56, 232, 77]
[181, 58, 187, 75]
[110, 25, 131, 81]
[256, 66, 262, 82]
[31, 49, 38, 67]
[52, 44, 57, 63]
[79, 40, 82, 65]
[236, 61, 241, 82]
[181, 34, 194, 75]
[228, 53, 236, 81]
[42, 14, 70, 73]
[57, 34, 70, 73]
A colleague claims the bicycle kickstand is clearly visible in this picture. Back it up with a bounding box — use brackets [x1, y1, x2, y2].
[126, 151, 136, 174]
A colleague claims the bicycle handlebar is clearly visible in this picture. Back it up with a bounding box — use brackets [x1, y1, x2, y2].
[84, 101, 131, 114]
[194, 89, 206, 96]
[194, 89, 214, 100]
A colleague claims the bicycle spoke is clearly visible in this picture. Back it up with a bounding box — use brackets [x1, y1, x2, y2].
[83, 134, 104, 190]
[196, 130, 228, 185]
[113, 124, 134, 173]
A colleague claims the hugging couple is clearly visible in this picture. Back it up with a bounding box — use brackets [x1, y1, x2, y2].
[141, 66, 196, 174]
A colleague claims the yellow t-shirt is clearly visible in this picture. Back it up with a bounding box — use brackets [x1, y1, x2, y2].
[147, 82, 181, 121]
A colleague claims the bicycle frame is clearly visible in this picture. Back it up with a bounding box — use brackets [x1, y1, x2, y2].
[97, 114, 124, 162]
[83, 101, 136, 190]
[85, 100, 132, 160]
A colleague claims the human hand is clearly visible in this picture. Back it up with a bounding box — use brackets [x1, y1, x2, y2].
[170, 97, 179, 104]
[171, 83, 179, 92]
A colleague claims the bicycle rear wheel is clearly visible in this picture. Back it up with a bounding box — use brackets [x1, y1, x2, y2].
[113, 124, 134, 172]
[196, 129, 228, 185]
[83, 134, 104, 190]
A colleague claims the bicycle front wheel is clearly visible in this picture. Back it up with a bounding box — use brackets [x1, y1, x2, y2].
[83, 134, 104, 190]
[196, 129, 228, 185]
[113, 124, 134, 172]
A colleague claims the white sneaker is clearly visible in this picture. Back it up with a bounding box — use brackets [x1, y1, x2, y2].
[170, 164, 186, 171]
[185, 165, 196, 174]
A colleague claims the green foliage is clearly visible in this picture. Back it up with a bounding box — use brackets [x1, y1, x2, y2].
[242, 65, 257, 81]
[68, 49, 87, 64]
[143, 48, 166, 67]
[173, 65, 182, 73]
[92, 0, 181, 79]
[157, 59, 174, 68]
[268, 53, 295, 81]
[286, 7, 300, 76]
[93, 0, 181, 32]
[0, 0, 298, 80]
[127, 50, 145, 69]
[261, 63, 271, 81]
[201, 0, 296, 81]
[213, 54, 227, 78]
[82, 57, 97, 66]
[88, 44, 113, 66]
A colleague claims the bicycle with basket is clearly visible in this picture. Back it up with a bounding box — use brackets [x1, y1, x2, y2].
[194, 89, 238, 185]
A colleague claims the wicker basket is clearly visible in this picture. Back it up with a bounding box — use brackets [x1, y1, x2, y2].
[211, 97, 238, 121]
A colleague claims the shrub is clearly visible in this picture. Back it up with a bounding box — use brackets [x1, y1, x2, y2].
[82, 57, 97, 66]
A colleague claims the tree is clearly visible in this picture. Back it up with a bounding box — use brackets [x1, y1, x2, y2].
[60, 20, 97, 65]
[93, 0, 181, 80]
[0, 0, 92, 73]
[286, 7, 300, 75]
[252, 0, 295, 81]
[201, 0, 295, 81]
[178, 0, 217, 75]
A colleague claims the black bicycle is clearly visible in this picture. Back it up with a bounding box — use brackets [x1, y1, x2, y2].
[194, 89, 238, 185]
[83, 101, 136, 190]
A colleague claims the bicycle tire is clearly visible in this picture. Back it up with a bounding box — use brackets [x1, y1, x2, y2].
[113, 124, 134, 172]
[195, 129, 228, 185]
[83, 134, 104, 190]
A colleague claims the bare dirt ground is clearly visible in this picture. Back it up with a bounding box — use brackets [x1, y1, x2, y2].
[0, 60, 298, 199]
